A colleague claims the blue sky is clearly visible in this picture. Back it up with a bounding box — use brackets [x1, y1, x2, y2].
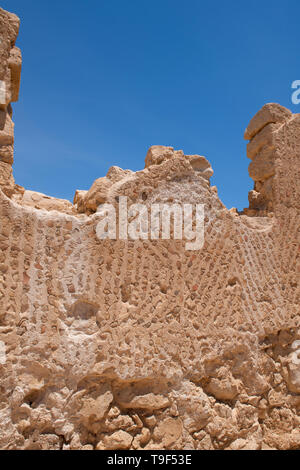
[2, 0, 300, 210]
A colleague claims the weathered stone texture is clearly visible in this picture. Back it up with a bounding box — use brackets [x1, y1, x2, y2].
[0, 8, 20, 198]
[0, 8, 299, 451]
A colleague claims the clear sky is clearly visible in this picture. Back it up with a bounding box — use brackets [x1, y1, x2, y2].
[2, 0, 300, 210]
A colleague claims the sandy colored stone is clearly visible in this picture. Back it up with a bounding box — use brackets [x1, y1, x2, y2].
[132, 427, 151, 449]
[246, 123, 277, 160]
[98, 430, 133, 450]
[185, 154, 214, 180]
[153, 418, 183, 448]
[285, 341, 300, 394]
[8, 46, 22, 103]
[116, 391, 170, 410]
[0, 112, 14, 146]
[73, 189, 88, 213]
[0, 160, 14, 196]
[17, 190, 74, 214]
[79, 388, 113, 422]
[0, 7, 300, 452]
[145, 145, 180, 167]
[0, 8, 20, 109]
[248, 147, 275, 181]
[244, 103, 292, 140]
[206, 375, 240, 401]
[0, 145, 13, 164]
[83, 177, 112, 212]
[0, 8, 20, 197]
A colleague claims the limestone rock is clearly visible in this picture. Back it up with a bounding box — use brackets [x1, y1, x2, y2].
[97, 430, 133, 450]
[144, 147, 214, 181]
[0, 160, 14, 196]
[83, 177, 112, 212]
[246, 123, 277, 160]
[244, 103, 292, 140]
[79, 388, 114, 423]
[185, 154, 214, 179]
[0, 8, 21, 197]
[116, 391, 170, 410]
[145, 145, 182, 168]
[0, 9, 20, 109]
[153, 418, 183, 448]
[79, 153, 214, 214]
[18, 190, 74, 214]
[106, 166, 133, 182]
[227, 437, 261, 451]
[248, 147, 275, 182]
[132, 428, 151, 449]
[286, 341, 300, 394]
[0, 6, 300, 452]
[0, 112, 14, 146]
[73, 189, 88, 213]
[8, 46, 22, 102]
[0, 145, 13, 164]
[206, 375, 240, 401]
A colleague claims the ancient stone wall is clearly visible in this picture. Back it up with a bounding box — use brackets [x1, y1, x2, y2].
[0, 8, 299, 450]
[0, 8, 20, 198]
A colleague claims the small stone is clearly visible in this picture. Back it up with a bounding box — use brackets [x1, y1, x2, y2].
[99, 430, 133, 450]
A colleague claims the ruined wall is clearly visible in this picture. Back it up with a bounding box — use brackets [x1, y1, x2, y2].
[0, 8, 299, 450]
[0, 8, 21, 198]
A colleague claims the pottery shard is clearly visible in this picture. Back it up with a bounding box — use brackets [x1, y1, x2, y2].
[8, 46, 22, 102]
[99, 430, 133, 450]
[248, 147, 275, 182]
[116, 391, 170, 410]
[244, 103, 292, 140]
